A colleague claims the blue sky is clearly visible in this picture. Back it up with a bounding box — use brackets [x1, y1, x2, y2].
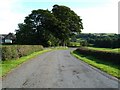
[0, 0, 119, 34]
[12, 0, 110, 14]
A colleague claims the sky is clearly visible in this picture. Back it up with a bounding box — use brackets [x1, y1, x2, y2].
[0, 0, 119, 34]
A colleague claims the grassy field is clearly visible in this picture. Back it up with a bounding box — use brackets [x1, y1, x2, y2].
[71, 50, 120, 79]
[1, 47, 68, 77]
[69, 42, 80, 47]
[86, 47, 119, 53]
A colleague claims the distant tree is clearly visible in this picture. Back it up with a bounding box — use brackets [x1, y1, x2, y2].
[76, 33, 120, 48]
[80, 40, 88, 46]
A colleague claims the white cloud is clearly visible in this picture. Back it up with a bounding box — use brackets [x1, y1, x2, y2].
[0, 0, 26, 34]
[73, 0, 118, 33]
[0, 0, 119, 34]
[0, 13, 26, 34]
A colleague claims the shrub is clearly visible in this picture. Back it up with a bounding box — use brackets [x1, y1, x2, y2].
[2, 46, 12, 60]
[76, 47, 120, 64]
[2, 45, 43, 61]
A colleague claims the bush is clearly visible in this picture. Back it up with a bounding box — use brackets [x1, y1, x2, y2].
[80, 40, 88, 46]
[76, 47, 120, 64]
[2, 45, 43, 61]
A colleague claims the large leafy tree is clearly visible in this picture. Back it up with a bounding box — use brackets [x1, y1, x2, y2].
[16, 5, 83, 46]
[52, 4, 83, 34]
[16, 9, 60, 46]
[52, 4, 83, 45]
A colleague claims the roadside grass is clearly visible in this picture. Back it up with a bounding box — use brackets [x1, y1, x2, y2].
[1, 47, 68, 77]
[86, 47, 120, 53]
[71, 50, 120, 79]
[1, 49, 52, 77]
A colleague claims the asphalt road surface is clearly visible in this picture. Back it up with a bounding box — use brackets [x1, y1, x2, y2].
[2, 49, 119, 88]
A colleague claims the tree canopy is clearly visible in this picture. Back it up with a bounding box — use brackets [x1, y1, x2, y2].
[15, 5, 83, 46]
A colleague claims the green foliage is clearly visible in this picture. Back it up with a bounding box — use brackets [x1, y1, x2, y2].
[15, 5, 83, 46]
[1, 47, 68, 76]
[80, 40, 88, 46]
[76, 33, 120, 48]
[2, 46, 19, 60]
[86, 47, 120, 53]
[2, 46, 13, 60]
[71, 50, 120, 79]
[52, 4, 83, 33]
[76, 47, 120, 64]
[1, 49, 52, 77]
[2, 45, 43, 61]
[52, 5, 83, 45]
[16, 10, 58, 46]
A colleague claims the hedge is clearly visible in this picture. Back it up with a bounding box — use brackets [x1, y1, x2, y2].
[76, 47, 120, 64]
[2, 45, 43, 61]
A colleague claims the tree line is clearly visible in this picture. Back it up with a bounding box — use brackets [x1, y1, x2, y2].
[75, 33, 120, 48]
[15, 4, 83, 47]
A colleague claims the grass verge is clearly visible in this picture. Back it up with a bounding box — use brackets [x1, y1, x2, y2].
[86, 47, 120, 53]
[1, 49, 52, 77]
[71, 50, 120, 79]
[1, 47, 68, 77]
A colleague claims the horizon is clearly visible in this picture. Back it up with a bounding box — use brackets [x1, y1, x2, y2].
[1, 32, 118, 35]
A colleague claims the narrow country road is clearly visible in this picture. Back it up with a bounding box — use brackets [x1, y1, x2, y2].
[2, 49, 119, 88]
